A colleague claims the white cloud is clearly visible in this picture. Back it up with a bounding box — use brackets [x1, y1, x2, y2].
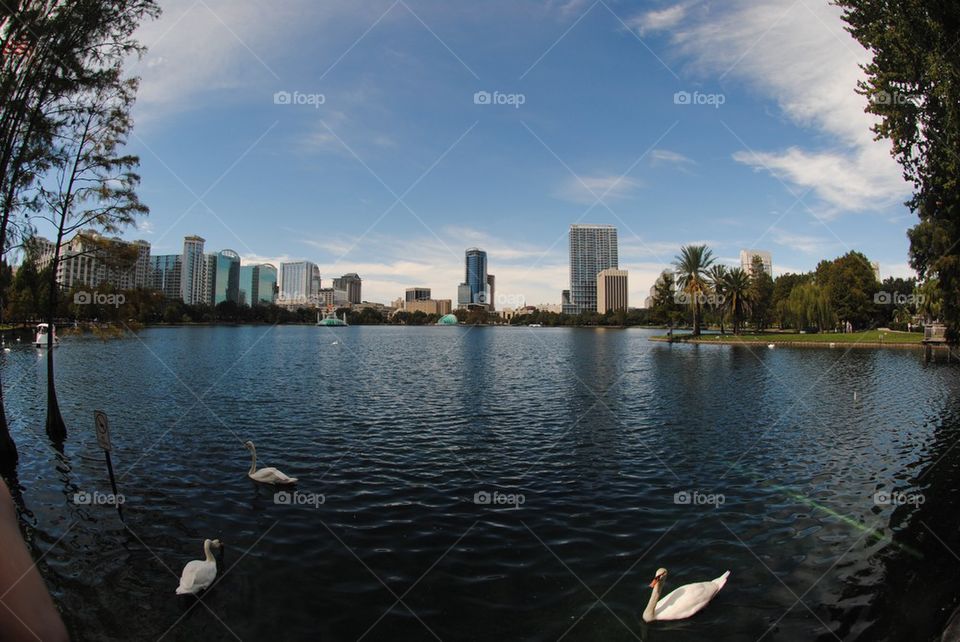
[656, 0, 909, 214]
[770, 227, 838, 255]
[556, 175, 642, 204]
[649, 148, 696, 171]
[628, 4, 687, 35]
[241, 226, 572, 306]
[130, 1, 374, 124]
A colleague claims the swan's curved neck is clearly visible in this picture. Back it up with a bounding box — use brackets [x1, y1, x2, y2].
[247, 447, 257, 475]
[203, 540, 215, 562]
[642, 582, 661, 623]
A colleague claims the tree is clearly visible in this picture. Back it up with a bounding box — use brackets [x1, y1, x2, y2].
[722, 268, 751, 335]
[748, 255, 774, 331]
[771, 272, 810, 328]
[707, 264, 728, 334]
[650, 270, 679, 325]
[674, 244, 715, 336]
[785, 282, 835, 332]
[838, 1, 960, 341]
[0, 0, 159, 470]
[36, 74, 147, 440]
[815, 251, 878, 330]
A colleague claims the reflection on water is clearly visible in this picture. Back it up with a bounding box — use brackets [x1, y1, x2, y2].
[3, 326, 959, 641]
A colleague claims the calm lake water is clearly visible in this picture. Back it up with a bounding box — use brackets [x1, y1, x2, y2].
[4, 325, 960, 641]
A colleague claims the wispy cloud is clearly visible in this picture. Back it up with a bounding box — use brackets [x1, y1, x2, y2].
[770, 227, 837, 255]
[556, 175, 642, 204]
[627, 4, 687, 35]
[649, 148, 696, 171]
[648, 0, 909, 215]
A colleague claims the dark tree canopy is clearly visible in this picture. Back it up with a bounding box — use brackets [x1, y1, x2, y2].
[837, 0, 960, 338]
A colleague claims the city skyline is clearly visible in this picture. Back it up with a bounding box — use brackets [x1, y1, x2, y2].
[22, 0, 916, 306]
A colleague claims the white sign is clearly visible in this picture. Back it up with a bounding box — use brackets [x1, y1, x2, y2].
[94, 410, 111, 451]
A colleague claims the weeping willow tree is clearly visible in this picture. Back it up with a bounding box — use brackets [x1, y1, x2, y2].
[785, 282, 835, 332]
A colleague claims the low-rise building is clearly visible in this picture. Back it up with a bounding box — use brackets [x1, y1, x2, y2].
[597, 268, 628, 314]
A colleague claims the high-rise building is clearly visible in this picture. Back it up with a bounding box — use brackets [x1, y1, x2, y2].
[210, 249, 240, 304]
[279, 261, 320, 306]
[739, 249, 773, 276]
[459, 248, 489, 309]
[405, 287, 432, 303]
[457, 283, 472, 308]
[239, 265, 254, 305]
[240, 263, 278, 306]
[597, 268, 628, 313]
[568, 224, 618, 314]
[150, 255, 182, 300]
[333, 273, 362, 304]
[203, 254, 217, 305]
[131, 240, 152, 289]
[487, 274, 496, 312]
[317, 287, 349, 308]
[257, 264, 278, 304]
[35, 232, 151, 292]
[181, 235, 207, 305]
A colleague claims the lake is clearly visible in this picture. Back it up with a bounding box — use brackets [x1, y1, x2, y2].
[4, 325, 960, 641]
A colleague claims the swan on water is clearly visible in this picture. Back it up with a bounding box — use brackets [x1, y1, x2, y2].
[175, 539, 222, 595]
[642, 568, 729, 622]
[244, 440, 298, 485]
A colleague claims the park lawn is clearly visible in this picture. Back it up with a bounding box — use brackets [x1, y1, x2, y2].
[658, 330, 924, 344]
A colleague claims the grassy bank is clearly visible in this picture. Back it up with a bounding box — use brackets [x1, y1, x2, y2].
[651, 329, 926, 347]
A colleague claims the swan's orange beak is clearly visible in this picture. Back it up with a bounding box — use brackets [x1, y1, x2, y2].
[649, 573, 664, 588]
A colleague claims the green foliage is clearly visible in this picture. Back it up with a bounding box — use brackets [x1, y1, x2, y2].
[674, 244, 715, 335]
[838, 0, 960, 340]
[784, 282, 835, 332]
[722, 268, 751, 335]
[748, 256, 774, 331]
[814, 251, 878, 329]
[649, 271, 680, 325]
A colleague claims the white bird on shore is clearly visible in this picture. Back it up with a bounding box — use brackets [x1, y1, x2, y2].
[642, 568, 730, 622]
[175, 539, 222, 595]
[244, 440, 297, 485]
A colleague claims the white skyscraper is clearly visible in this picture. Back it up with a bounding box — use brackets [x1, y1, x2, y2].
[279, 261, 321, 305]
[181, 235, 207, 305]
[740, 249, 773, 276]
[567, 224, 619, 314]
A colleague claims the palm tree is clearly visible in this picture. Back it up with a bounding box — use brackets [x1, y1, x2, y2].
[708, 264, 728, 334]
[674, 245, 715, 336]
[722, 268, 752, 334]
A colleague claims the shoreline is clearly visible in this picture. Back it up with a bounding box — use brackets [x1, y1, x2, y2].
[647, 335, 948, 350]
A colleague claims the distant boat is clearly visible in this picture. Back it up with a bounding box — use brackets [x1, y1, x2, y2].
[35, 323, 59, 348]
[317, 310, 348, 327]
[529, 323, 543, 328]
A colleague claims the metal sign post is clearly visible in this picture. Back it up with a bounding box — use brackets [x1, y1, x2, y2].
[94, 410, 123, 522]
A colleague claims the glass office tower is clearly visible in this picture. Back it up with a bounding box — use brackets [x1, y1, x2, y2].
[568, 224, 618, 315]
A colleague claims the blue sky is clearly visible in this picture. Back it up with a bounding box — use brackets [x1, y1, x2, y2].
[101, 0, 914, 305]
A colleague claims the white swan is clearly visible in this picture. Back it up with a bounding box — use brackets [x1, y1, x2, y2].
[642, 568, 729, 622]
[244, 440, 297, 485]
[175, 539, 222, 595]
